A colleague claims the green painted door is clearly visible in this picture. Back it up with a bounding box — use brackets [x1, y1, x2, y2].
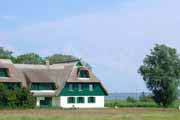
[40, 97, 52, 107]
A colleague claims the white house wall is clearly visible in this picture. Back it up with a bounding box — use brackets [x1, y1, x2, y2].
[60, 96, 104, 108]
[52, 97, 60, 107]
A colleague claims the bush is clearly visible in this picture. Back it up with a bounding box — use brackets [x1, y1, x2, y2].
[126, 96, 136, 103]
[139, 94, 153, 102]
[0, 83, 36, 109]
[16, 87, 36, 108]
[105, 100, 158, 108]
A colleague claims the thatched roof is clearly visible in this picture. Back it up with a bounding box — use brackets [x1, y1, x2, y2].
[0, 59, 108, 96]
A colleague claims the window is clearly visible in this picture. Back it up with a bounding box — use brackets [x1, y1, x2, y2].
[78, 70, 90, 78]
[78, 84, 82, 91]
[40, 97, 52, 107]
[0, 68, 9, 77]
[88, 97, 96, 103]
[89, 84, 93, 91]
[31, 83, 56, 90]
[69, 84, 73, 91]
[77, 97, 85, 103]
[68, 97, 75, 103]
[4, 83, 20, 90]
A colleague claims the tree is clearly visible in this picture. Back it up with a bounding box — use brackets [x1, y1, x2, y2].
[16, 87, 36, 108]
[46, 54, 92, 70]
[126, 96, 136, 103]
[139, 92, 153, 102]
[46, 54, 78, 64]
[0, 83, 35, 109]
[0, 47, 15, 62]
[138, 44, 180, 107]
[0, 83, 7, 108]
[16, 53, 43, 64]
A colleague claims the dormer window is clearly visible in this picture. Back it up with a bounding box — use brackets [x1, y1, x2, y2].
[78, 70, 90, 78]
[0, 68, 9, 77]
[69, 84, 73, 91]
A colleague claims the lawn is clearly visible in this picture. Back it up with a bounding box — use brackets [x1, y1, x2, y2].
[0, 108, 180, 120]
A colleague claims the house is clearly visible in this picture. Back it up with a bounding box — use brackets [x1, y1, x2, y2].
[0, 59, 108, 108]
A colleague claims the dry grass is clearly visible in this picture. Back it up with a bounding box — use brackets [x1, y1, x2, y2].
[0, 108, 180, 120]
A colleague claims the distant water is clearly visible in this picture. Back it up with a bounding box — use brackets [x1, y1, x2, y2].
[105, 92, 151, 100]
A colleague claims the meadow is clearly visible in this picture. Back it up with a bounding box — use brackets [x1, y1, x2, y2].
[105, 100, 180, 108]
[0, 100, 180, 120]
[0, 108, 180, 120]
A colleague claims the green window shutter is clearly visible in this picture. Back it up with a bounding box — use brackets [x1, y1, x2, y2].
[88, 97, 96, 103]
[0, 68, 9, 77]
[68, 97, 75, 103]
[77, 97, 85, 103]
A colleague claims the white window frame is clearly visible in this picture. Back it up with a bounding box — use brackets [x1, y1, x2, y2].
[78, 84, 82, 91]
[69, 84, 73, 91]
[89, 84, 93, 91]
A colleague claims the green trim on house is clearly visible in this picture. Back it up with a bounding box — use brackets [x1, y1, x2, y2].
[59, 83, 107, 96]
[30, 83, 56, 90]
[0, 68, 9, 77]
[76, 61, 83, 67]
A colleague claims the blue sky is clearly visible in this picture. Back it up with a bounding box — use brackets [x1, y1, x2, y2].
[1, 0, 180, 92]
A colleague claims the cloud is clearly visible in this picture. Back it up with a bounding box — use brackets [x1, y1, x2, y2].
[0, 16, 17, 20]
[2, 0, 180, 92]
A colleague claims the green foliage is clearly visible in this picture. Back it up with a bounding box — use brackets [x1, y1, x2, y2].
[138, 44, 180, 107]
[46, 54, 78, 64]
[105, 99, 180, 108]
[0, 47, 15, 62]
[0, 47, 91, 69]
[126, 96, 136, 103]
[105, 100, 158, 108]
[15, 53, 43, 64]
[16, 87, 36, 108]
[139, 93, 153, 102]
[0, 83, 36, 109]
[46, 54, 92, 69]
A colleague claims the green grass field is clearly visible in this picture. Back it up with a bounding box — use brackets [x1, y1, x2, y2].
[0, 108, 180, 120]
[105, 100, 180, 108]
